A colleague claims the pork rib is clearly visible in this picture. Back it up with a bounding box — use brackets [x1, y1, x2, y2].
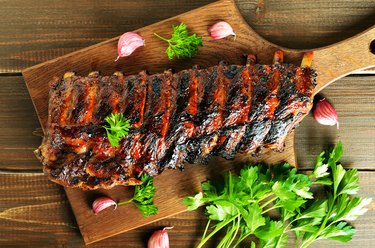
[35, 51, 317, 189]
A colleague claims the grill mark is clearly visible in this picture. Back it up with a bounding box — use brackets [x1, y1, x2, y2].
[141, 72, 174, 174]
[248, 65, 272, 122]
[264, 66, 281, 119]
[163, 68, 204, 169]
[39, 62, 317, 189]
[216, 125, 247, 159]
[160, 71, 173, 138]
[94, 76, 113, 122]
[130, 72, 147, 128]
[240, 64, 272, 152]
[59, 78, 74, 125]
[186, 71, 199, 116]
[122, 76, 134, 122]
[204, 65, 231, 133]
[70, 79, 86, 123]
[49, 77, 64, 124]
[81, 81, 98, 124]
[161, 71, 191, 169]
[215, 65, 252, 157]
[109, 92, 120, 113]
[173, 71, 190, 119]
[264, 66, 315, 150]
[192, 65, 231, 162]
[198, 66, 219, 134]
[223, 65, 253, 126]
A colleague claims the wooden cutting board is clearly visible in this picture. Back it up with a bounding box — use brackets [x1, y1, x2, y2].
[22, 0, 375, 244]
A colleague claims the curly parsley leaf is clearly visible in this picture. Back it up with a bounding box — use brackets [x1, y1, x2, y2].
[154, 23, 203, 60]
[103, 113, 130, 147]
[118, 174, 158, 217]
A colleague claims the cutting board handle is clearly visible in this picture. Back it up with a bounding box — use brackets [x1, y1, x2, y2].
[313, 25, 375, 93]
[229, 0, 375, 94]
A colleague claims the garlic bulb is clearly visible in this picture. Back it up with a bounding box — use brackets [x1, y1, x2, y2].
[92, 196, 117, 214]
[148, 227, 173, 248]
[115, 32, 145, 61]
[313, 98, 339, 128]
[208, 21, 236, 40]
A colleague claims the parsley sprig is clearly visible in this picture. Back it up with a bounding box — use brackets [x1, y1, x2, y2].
[103, 113, 130, 147]
[154, 23, 203, 60]
[183, 142, 371, 248]
[296, 142, 372, 247]
[118, 174, 158, 217]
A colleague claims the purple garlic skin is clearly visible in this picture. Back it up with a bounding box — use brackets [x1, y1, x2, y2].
[313, 98, 339, 128]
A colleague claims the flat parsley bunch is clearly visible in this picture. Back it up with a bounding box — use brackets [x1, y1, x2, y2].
[183, 142, 371, 248]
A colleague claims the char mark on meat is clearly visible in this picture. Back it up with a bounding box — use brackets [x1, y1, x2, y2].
[36, 51, 317, 189]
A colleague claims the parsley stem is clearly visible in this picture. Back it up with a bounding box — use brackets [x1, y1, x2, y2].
[300, 196, 337, 248]
[117, 199, 133, 205]
[261, 204, 281, 214]
[196, 215, 239, 248]
[153, 33, 169, 42]
[217, 221, 234, 248]
[226, 214, 241, 247]
[202, 219, 211, 240]
[258, 192, 274, 202]
[260, 195, 278, 209]
[275, 233, 286, 248]
[233, 231, 252, 248]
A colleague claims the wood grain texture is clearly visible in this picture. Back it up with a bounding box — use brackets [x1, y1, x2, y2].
[0, 0, 214, 73]
[67, 133, 295, 244]
[15, 0, 375, 242]
[1, 0, 375, 246]
[0, 172, 373, 247]
[0, 76, 41, 170]
[235, 0, 375, 49]
[17, 0, 307, 243]
[21, 0, 375, 131]
[296, 76, 375, 170]
[1, 0, 375, 72]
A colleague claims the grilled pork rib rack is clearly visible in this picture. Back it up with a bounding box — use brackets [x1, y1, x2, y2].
[35, 51, 316, 189]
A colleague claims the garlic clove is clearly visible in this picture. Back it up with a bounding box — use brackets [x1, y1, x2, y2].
[115, 32, 145, 61]
[148, 227, 173, 248]
[313, 98, 339, 128]
[92, 196, 117, 215]
[208, 21, 236, 40]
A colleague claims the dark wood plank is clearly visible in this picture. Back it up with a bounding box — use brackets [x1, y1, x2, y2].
[0, 76, 41, 170]
[0, 0, 374, 72]
[296, 76, 375, 170]
[21, 0, 375, 242]
[0, 172, 373, 247]
[0, 0, 214, 73]
[22, 1, 375, 131]
[236, 0, 375, 49]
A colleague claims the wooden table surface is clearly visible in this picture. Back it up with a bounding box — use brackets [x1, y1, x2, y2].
[0, 0, 374, 247]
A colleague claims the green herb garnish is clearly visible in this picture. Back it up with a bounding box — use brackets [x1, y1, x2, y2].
[295, 142, 371, 247]
[154, 22, 203, 60]
[103, 113, 130, 147]
[183, 142, 371, 248]
[118, 174, 158, 217]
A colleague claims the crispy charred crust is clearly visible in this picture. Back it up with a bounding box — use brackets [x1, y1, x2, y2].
[37, 57, 316, 189]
